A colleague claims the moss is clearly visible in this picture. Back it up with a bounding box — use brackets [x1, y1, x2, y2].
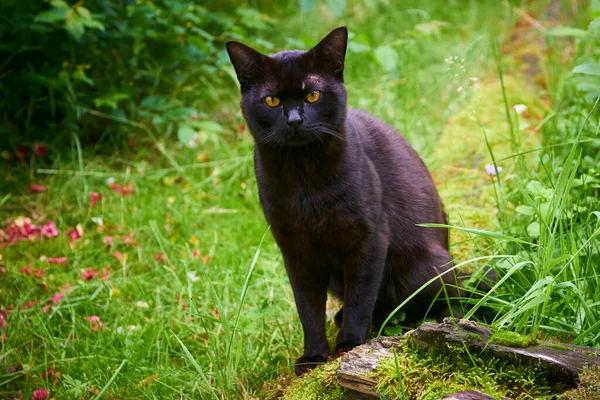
[489, 330, 538, 348]
[281, 358, 348, 400]
[466, 333, 483, 342]
[541, 343, 573, 351]
[559, 366, 600, 400]
[371, 337, 568, 400]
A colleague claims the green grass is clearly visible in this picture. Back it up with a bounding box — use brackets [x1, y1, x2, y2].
[1, 1, 599, 399]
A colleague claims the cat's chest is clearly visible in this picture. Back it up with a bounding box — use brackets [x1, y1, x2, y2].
[260, 184, 368, 254]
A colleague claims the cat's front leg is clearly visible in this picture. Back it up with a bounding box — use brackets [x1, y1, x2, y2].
[334, 241, 387, 356]
[283, 255, 330, 375]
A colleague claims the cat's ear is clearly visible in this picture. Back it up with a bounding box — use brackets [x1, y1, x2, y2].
[311, 26, 348, 76]
[226, 41, 266, 87]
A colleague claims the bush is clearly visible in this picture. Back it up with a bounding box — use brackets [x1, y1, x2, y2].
[0, 0, 273, 147]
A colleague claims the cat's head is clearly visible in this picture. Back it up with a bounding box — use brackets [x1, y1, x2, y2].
[226, 27, 348, 147]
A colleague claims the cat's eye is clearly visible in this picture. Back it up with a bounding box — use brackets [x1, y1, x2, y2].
[305, 90, 321, 103]
[264, 95, 281, 107]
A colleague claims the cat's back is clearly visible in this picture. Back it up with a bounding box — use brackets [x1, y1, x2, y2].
[346, 108, 446, 230]
[346, 108, 429, 177]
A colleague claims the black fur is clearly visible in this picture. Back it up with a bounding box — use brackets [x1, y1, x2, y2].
[227, 27, 459, 376]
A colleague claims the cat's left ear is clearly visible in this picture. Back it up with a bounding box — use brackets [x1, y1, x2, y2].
[311, 26, 348, 77]
[226, 41, 266, 88]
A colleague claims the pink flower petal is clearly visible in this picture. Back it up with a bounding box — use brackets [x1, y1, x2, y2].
[81, 269, 95, 281]
[34, 144, 47, 157]
[0, 307, 9, 329]
[41, 221, 58, 238]
[109, 182, 134, 197]
[50, 293, 64, 304]
[102, 267, 110, 280]
[29, 184, 47, 193]
[103, 236, 113, 246]
[89, 192, 100, 208]
[33, 269, 46, 279]
[32, 387, 48, 400]
[84, 315, 103, 331]
[67, 224, 84, 242]
[46, 257, 67, 266]
[19, 264, 33, 275]
[154, 253, 168, 262]
[22, 301, 36, 310]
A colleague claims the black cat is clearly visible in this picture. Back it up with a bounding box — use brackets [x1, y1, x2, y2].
[226, 27, 459, 375]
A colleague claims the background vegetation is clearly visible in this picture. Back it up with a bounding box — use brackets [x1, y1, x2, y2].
[0, 0, 598, 399]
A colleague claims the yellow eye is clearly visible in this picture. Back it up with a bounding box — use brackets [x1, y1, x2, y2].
[306, 90, 321, 103]
[264, 96, 280, 107]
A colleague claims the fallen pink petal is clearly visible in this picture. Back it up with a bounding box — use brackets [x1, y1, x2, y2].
[59, 283, 72, 293]
[89, 191, 100, 208]
[20, 264, 33, 275]
[41, 221, 58, 238]
[29, 184, 47, 193]
[22, 301, 36, 310]
[102, 267, 110, 280]
[85, 315, 104, 331]
[67, 224, 84, 242]
[81, 268, 96, 280]
[33, 269, 46, 279]
[46, 257, 67, 266]
[154, 253, 168, 262]
[34, 144, 47, 157]
[103, 236, 114, 246]
[32, 387, 48, 400]
[109, 182, 134, 197]
[50, 293, 64, 304]
[0, 307, 9, 329]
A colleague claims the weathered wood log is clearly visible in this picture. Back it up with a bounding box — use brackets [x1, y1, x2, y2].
[409, 318, 600, 383]
[337, 336, 399, 399]
[440, 390, 509, 400]
[336, 319, 600, 399]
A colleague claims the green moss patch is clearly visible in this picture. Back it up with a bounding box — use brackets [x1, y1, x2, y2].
[281, 359, 347, 400]
[559, 366, 600, 400]
[490, 330, 538, 348]
[372, 337, 569, 400]
[541, 343, 574, 352]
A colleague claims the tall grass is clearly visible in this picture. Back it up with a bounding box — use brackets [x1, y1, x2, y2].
[457, 14, 600, 345]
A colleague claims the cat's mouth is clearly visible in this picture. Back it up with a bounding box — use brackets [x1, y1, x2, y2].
[282, 135, 318, 147]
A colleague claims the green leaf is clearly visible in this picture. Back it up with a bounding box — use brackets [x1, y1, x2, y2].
[177, 124, 196, 145]
[527, 222, 540, 238]
[34, 8, 67, 24]
[545, 27, 588, 37]
[65, 9, 84, 40]
[588, 17, 600, 38]
[325, 0, 345, 17]
[515, 205, 535, 216]
[374, 45, 398, 73]
[298, 0, 317, 13]
[140, 95, 169, 111]
[50, 0, 69, 7]
[573, 63, 600, 77]
[526, 180, 553, 199]
[76, 6, 91, 20]
[82, 19, 105, 31]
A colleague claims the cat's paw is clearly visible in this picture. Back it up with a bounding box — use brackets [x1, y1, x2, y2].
[333, 342, 360, 358]
[294, 355, 328, 376]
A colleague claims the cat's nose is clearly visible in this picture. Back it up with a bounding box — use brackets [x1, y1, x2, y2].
[286, 109, 303, 128]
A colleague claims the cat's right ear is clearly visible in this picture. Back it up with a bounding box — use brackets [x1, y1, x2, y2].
[226, 41, 265, 88]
